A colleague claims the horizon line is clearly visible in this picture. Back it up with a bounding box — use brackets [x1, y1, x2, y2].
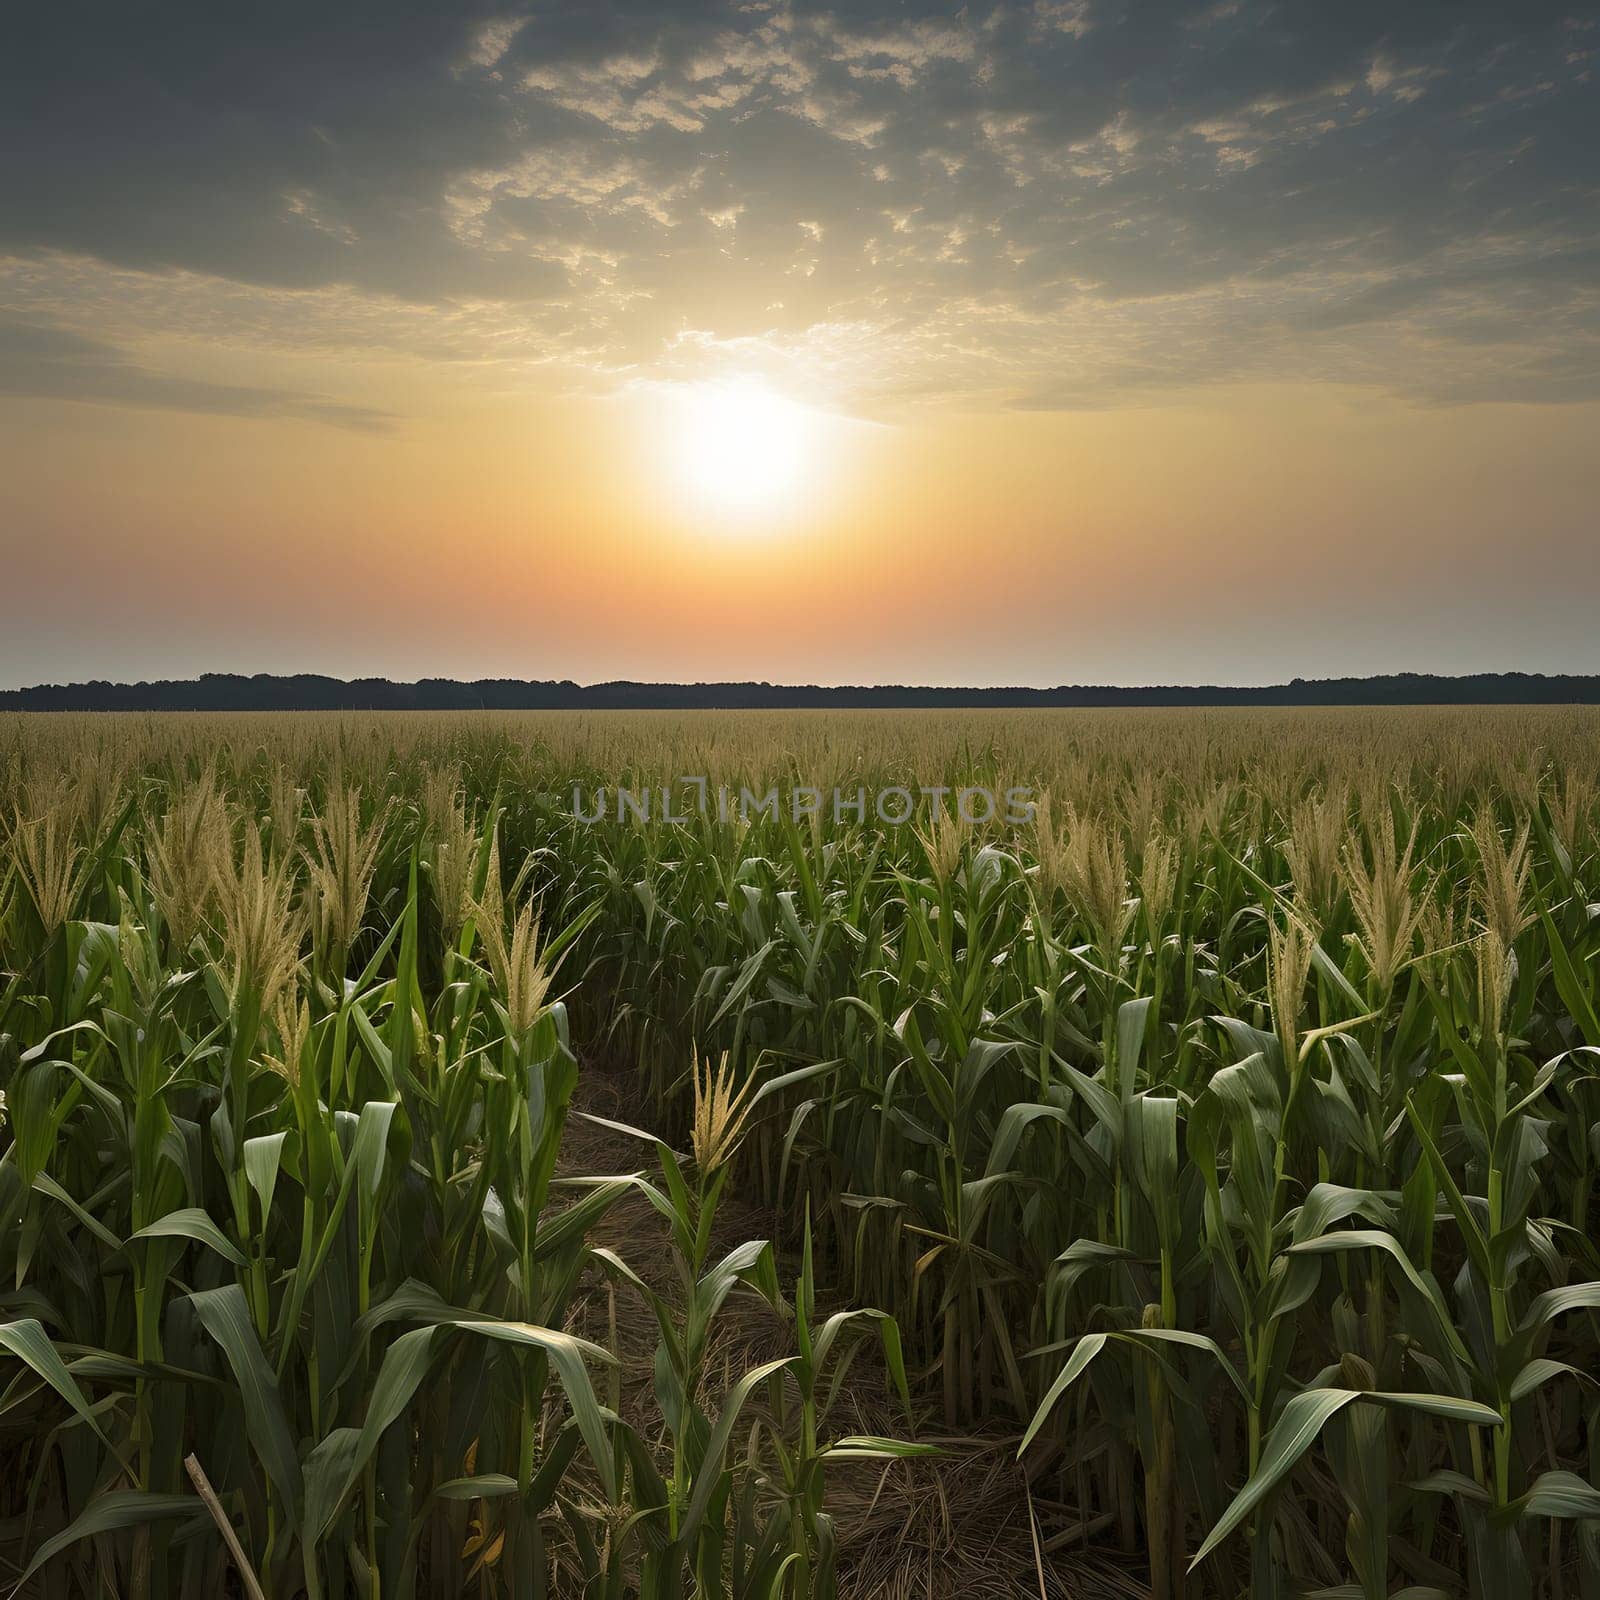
[6, 668, 1600, 711]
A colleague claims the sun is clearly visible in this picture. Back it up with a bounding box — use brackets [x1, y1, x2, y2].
[674, 379, 810, 514]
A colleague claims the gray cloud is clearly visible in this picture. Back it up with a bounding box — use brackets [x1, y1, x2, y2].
[0, 318, 396, 430]
[2, 1, 1596, 412]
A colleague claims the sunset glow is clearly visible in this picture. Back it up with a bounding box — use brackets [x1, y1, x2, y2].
[673, 381, 812, 517]
[0, 4, 1595, 689]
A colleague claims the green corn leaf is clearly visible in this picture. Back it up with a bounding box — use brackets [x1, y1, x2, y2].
[1288, 1230, 1471, 1364]
[0, 1318, 120, 1458]
[442, 1319, 619, 1504]
[189, 1285, 303, 1533]
[1193, 1388, 1499, 1569]
[681, 1356, 797, 1544]
[1502, 1470, 1600, 1523]
[1509, 1357, 1597, 1402]
[819, 1436, 939, 1460]
[10, 1491, 205, 1592]
[1019, 1333, 1107, 1455]
[1540, 909, 1600, 1047]
[243, 1133, 288, 1227]
[128, 1207, 247, 1268]
[431, 1473, 520, 1501]
[303, 1325, 440, 1542]
[31, 1171, 123, 1252]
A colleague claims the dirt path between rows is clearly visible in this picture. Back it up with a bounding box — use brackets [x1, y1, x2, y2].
[553, 1056, 1150, 1600]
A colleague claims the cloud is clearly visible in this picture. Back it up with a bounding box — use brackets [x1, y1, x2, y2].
[2, 1, 1596, 414]
[0, 318, 396, 431]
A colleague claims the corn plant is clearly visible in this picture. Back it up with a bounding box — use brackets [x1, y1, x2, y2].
[5, 709, 1600, 1598]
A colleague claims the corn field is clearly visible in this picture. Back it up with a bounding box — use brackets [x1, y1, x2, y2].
[2, 708, 1599, 1599]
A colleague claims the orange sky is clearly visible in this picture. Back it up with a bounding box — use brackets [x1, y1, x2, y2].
[5, 376, 1596, 687]
[2, 4, 1597, 688]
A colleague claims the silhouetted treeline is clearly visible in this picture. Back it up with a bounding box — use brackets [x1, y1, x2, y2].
[4, 671, 1600, 711]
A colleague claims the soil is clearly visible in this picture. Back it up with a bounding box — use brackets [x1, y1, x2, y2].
[550, 1056, 1152, 1600]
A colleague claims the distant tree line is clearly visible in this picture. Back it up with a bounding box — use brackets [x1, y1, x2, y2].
[4, 670, 1600, 711]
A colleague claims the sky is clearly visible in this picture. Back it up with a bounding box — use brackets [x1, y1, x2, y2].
[1, 0, 1597, 689]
